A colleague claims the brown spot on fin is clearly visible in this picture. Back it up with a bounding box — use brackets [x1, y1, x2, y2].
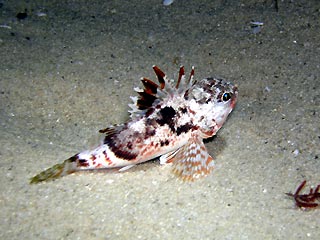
[99, 125, 122, 136]
[137, 91, 157, 110]
[176, 66, 185, 89]
[187, 66, 195, 85]
[141, 77, 159, 95]
[152, 65, 166, 89]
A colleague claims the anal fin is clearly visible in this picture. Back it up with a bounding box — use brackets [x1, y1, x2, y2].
[118, 165, 135, 172]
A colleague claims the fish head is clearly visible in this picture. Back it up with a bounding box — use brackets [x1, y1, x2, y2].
[188, 77, 238, 138]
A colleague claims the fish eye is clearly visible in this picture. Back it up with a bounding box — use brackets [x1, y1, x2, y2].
[222, 92, 232, 102]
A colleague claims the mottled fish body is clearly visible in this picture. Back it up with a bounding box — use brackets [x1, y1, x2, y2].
[30, 66, 238, 183]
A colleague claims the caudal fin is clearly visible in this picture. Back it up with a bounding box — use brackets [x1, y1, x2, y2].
[29, 155, 78, 184]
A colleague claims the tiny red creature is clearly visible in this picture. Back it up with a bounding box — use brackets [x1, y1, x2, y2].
[286, 180, 320, 209]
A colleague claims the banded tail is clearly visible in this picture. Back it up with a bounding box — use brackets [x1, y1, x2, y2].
[30, 155, 79, 184]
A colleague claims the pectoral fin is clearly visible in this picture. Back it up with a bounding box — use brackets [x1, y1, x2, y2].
[160, 135, 214, 181]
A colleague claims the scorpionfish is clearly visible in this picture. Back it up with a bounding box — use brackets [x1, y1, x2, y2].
[30, 66, 238, 183]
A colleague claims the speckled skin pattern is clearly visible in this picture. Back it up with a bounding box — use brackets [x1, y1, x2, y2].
[30, 66, 238, 183]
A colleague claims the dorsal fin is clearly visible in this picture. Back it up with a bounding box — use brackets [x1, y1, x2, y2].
[152, 65, 166, 89]
[175, 66, 185, 89]
[98, 125, 123, 136]
[128, 66, 196, 119]
[99, 127, 115, 135]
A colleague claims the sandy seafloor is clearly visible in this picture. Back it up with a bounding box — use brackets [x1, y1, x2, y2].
[0, 0, 319, 239]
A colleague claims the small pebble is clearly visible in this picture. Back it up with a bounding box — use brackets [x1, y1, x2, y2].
[250, 21, 264, 34]
[163, 0, 174, 6]
[36, 12, 47, 17]
[292, 149, 299, 157]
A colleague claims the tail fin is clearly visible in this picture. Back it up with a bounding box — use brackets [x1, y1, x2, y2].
[30, 155, 78, 184]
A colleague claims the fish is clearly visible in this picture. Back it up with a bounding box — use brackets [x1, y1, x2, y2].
[30, 66, 238, 183]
